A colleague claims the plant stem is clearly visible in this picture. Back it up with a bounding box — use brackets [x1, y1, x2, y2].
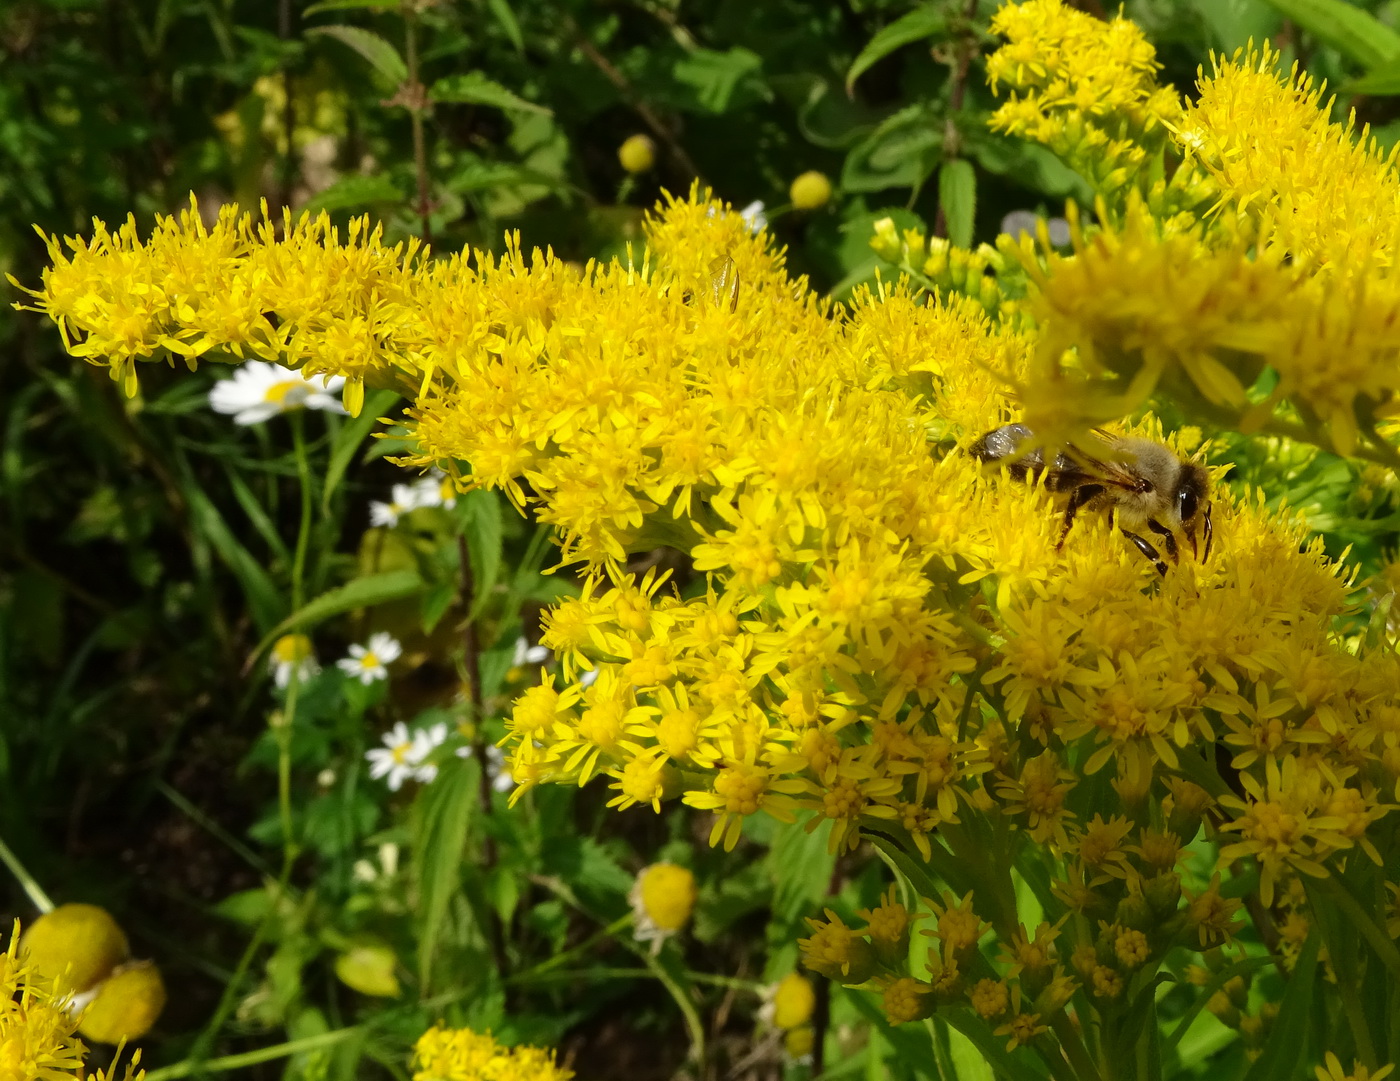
[0, 835, 54, 913]
[144, 1027, 359, 1080]
[403, 9, 431, 243]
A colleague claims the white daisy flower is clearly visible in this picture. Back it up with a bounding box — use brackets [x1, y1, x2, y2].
[454, 739, 516, 792]
[739, 200, 767, 234]
[269, 633, 319, 689]
[365, 722, 421, 791]
[209, 360, 348, 425]
[369, 483, 424, 528]
[999, 209, 1071, 247]
[409, 722, 450, 785]
[411, 469, 457, 509]
[511, 636, 551, 667]
[338, 631, 403, 684]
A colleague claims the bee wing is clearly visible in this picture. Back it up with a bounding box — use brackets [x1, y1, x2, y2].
[1059, 441, 1146, 493]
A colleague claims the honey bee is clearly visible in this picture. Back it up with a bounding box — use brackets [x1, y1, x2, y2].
[969, 422, 1213, 575]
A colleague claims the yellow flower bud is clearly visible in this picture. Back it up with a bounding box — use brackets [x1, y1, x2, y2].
[783, 1025, 814, 1061]
[78, 961, 166, 1044]
[789, 171, 832, 210]
[21, 903, 129, 995]
[630, 862, 697, 950]
[618, 134, 656, 174]
[769, 973, 816, 1030]
[334, 943, 402, 998]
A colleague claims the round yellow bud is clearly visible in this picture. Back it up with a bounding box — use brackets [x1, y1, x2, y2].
[789, 170, 832, 210]
[618, 134, 656, 174]
[21, 903, 129, 995]
[77, 961, 166, 1044]
[334, 943, 402, 998]
[770, 973, 816, 1030]
[630, 862, 697, 950]
[783, 1025, 814, 1060]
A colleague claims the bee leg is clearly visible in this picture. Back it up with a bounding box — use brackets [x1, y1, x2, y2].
[1202, 502, 1213, 563]
[1056, 483, 1105, 551]
[1146, 519, 1178, 564]
[1121, 530, 1168, 576]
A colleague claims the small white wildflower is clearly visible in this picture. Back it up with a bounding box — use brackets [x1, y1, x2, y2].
[511, 636, 551, 667]
[579, 667, 600, 688]
[365, 722, 421, 791]
[269, 633, 319, 689]
[209, 360, 347, 425]
[338, 631, 403, 684]
[999, 208, 1071, 247]
[739, 200, 767, 234]
[411, 469, 457, 509]
[368, 484, 423, 528]
[409, 722, 450, 784]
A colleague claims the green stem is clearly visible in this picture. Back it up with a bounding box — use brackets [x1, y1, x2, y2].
[290, 413, 313, 614]
[0, 835, 54, 913]
[507, 915, 632, 983]
[144, 1028, 359, 1081]
[637, 946, 707, 1064]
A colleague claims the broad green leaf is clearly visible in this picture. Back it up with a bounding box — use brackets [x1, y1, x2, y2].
[672, 47, 766, 114]
[307, 25, 408, 84]
[255, 568, 423, 658]
[1344, 58, 1400, 95]
[322, 388, 400, 513]
[847, 6, 948, 93]
[463, 489, 504, 621]
[1259, 0, 1400, 68]
[798, 79, 883, 149]
[939, 158, 977, 248]
[841, 103, 942, 193]
[1242, 934, 1319, 1081]
[413, 760, 476, 991]
[484, 0, 524, 52]
[432, 72, 551, 114]
[300, 175, 405, 216]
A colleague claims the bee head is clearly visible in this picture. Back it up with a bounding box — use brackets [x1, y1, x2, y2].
[1173, 462, 1212, 562]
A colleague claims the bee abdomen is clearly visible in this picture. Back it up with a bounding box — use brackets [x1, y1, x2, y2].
[969, 423, 1044, 481]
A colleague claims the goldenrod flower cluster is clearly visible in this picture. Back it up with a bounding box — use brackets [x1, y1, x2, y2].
[0, 922, 145, 1081]
[412, 1026, 571, 1081]
[976, 0, 1400, 460]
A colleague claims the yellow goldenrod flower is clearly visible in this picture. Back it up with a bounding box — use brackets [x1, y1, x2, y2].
[411, 1025, 572, 1081]
[1317, 1052, 1397, 1081]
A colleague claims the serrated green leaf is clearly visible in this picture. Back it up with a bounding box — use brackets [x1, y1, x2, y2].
[307, 24, 408, 84]
[672, 47, 766, 114]
[1259, 0, 1400, 68]
[939, 158, 977, 248]
[254, 568, 423, 660]
[301, 175, 405, 216]
[841, 103, 942, 193]
[847, 6, 948, 93]
[432, 72, 551, 114]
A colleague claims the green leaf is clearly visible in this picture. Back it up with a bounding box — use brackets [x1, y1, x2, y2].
[463, 489, 504, 621]
[841, 103, 942, 194]
[939, 158, 977, 248]
[301, 175, 405, 216]
[671, 47, 766, 114]
[431, 72, 551, 114]
[307, 24, 408, 83]
[1344, 57, 1400, 95]
[1243, 934, 1319, 1081]
[484, 0, 524, 52]
[413, 760, 476, 991]
[1259, 0, 1400, 68]
[184, 484, 286, 633]
[322, 388, 400, 513]
[847, 6, 948, 93]
[302, 0, 399, 13]
[254, 569, 424, 660]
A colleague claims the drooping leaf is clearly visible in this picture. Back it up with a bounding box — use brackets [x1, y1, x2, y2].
[847, 6, 949, 93]
[307, 24, 408, 83]
[300, 176, 406, 217]
[1259, 0, 1400, 68]
[432, 72, 551, 115]
[254, 569, 424, 660]
[412, 760, 476, 991]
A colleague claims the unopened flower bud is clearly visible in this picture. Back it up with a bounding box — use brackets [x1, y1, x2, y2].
[618, 134, 656, 174]
[789, 171, 833, 210]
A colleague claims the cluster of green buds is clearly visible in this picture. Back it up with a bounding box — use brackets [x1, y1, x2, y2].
[870, 218, 1017, 319]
